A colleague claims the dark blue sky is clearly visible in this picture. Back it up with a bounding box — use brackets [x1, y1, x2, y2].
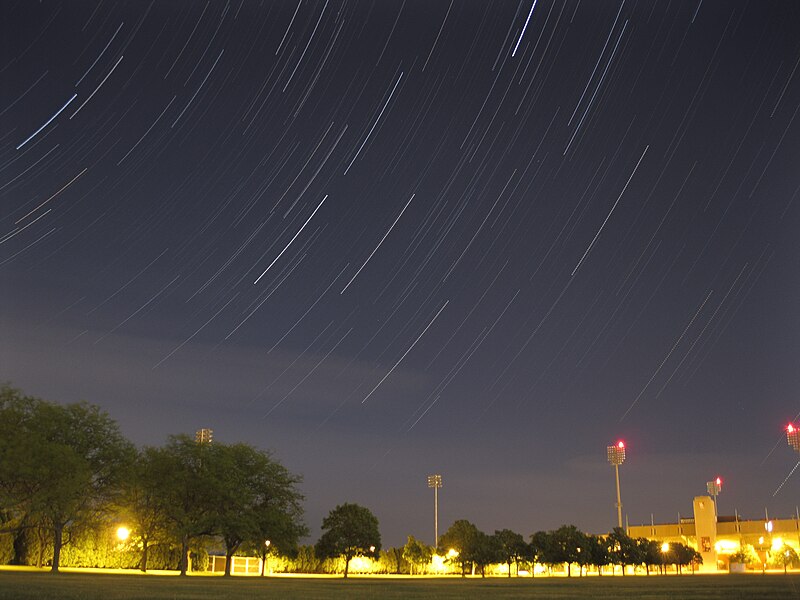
[2, 0, 798, 547]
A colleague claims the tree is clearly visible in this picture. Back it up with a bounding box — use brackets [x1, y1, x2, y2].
[530, 530, 557, 574]
[0, 385, 134, 572]
[769, 544, 799, 573]
[213, 443, 306, 576]
[638, 538, 663, 575]
[607, 527, 641, 575]
[314, 503, 380, 578]
[585, 534, 610, 575]
[551, 525, 586, 577]
[384, 546, 407, 574]
[473, 531, 501, 577]
[146, 435, 219, 575]
[671, 542, 701, 574]
[118, 447, 173, 572]
[247, 501, 307, 576]
[729, 544, 758, 569]
[403, 535, 433, 575]
[494, 529, 527, 577]
[438, 520, 480, 577]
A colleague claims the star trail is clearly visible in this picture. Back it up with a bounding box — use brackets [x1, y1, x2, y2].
[1, 1, 798, 545]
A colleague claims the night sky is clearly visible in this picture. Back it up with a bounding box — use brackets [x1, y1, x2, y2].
[2, 0, 799, 547]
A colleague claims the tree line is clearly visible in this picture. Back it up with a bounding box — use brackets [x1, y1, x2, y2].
[0, 384, 699, 577]
[433, 520, 701, 577]
[0, 385, 307, 574]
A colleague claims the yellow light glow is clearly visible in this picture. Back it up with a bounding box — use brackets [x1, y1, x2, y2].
[116, 526, 130, 541]
[661, 542, 669, 553]
[772, 537, 784, 551]
[447, 548, 458, 558]
[714, 540, 739, 553]
[430, 553, 448, 573]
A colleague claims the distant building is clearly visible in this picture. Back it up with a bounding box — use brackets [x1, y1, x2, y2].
[195, 428, 213, 444]
[628, 495, 800, 571]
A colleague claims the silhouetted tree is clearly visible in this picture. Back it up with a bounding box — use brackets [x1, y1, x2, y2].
[638, 538, 663, 575]
[585, 534, 611, 575]
[494, 529, 527, 577]
[438, 520, 480, 576]
[314, 503, 380, 578]
[607, 527, 641, 575]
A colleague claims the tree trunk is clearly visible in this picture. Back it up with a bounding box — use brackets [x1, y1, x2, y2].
[140, 539, 149, 572]
[36, 528, 46, 569]
[567, 563, 571, 577]
[224, 547, 235, 576]
[12, 528, 27, 566]
[508, 560, 512, 577]
[50, 522, 63, 573]
[343, 555, 350, 578]
[179, 536, 189, 576]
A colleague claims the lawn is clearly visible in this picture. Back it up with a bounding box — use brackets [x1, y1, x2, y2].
[1, 569, 799, 599]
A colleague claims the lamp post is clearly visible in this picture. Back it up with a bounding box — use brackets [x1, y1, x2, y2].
[261, 540, 270, 577]
[607, 441, 626, 529]
[707, 477, 722, 521]
[427, 474, 442, 546]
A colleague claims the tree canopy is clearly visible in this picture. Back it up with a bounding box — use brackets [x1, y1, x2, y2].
[403, 535, 433, 575]
[494, 529, 527, 577]
[314, 503, 381, 578]
[0, 384, 134, 572]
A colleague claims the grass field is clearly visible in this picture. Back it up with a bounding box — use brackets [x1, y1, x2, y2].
[1, 569, 800, 599]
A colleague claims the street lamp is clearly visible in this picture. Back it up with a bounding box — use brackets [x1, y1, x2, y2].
[661, 542, 670, 575]
[607, 441, 626, 529]
[427, 474, 443, 546]
[707, 477, 722, 521]
[261, 540, 271, 577]
[116, 526, 130, 541]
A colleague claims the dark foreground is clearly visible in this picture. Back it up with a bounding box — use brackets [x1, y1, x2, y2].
[1, 570, 799, 600]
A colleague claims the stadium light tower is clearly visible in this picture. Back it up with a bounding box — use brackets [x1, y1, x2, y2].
[607, 441, 626, 529]
[787, 423, 800, 453]
[427, 474, 442, 546]
[706, 476, 722, 521]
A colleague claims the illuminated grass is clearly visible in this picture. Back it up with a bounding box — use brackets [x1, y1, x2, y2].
[1, 569, 799, 599]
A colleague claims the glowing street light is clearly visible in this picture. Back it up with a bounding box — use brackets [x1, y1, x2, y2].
[116, 526, 130, 541]
[661, 542, 670, 575]
[261, 539, 271, 576]
[707, 476, 722, 521]
[607, 441, 626, 529]
[427, 474, 443, 546]
[787, 423, 800, 453]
